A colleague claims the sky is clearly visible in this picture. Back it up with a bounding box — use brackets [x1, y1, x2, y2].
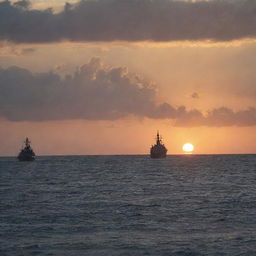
[0, 0, 255, 156]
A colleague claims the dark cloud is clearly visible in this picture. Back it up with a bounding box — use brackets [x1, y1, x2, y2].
[0, 58, 159, 121]
[13, 0, 30, 9]
[175, 107, 256, 127]
[0, 58, 255, 126]
[1, 0, 256, 43]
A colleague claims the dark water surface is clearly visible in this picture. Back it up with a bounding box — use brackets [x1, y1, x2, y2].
[1, 155, 256, 256]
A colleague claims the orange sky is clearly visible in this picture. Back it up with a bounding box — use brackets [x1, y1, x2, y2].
[0, 0, 255, 155]
[0, 118, 255, 156]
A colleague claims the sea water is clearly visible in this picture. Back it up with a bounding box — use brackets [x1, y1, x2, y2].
[0, 155, 256, 256]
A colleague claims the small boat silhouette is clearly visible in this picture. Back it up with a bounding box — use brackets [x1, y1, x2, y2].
[150, 131, 167, 158]
[18, 138, 36, 161]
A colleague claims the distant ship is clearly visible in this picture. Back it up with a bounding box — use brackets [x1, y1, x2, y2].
[18, 138, 35, 161]
[150, 131, 167, 158]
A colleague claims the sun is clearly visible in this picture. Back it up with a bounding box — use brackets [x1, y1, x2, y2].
[182, 143, 194, 153]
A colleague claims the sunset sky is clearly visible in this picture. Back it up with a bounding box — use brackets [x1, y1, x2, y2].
[0, 0, 256, 156]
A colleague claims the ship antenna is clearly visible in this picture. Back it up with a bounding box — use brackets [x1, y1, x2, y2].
[156, 130, 160, 144]
[25, 137, 30, 147]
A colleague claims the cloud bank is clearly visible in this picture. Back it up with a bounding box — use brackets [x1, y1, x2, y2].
[0, 58, 255, 126]
[1, 0, 256, 43]
[0, 41, 35, 56]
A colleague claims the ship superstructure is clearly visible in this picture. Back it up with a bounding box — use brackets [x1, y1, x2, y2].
[150, 131, 167, 158]
[18, 138, 35, 161]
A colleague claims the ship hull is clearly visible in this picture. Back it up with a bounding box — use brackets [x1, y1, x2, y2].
[18, 150, 35, 161]
[18, 155, 35, 161]
[150, 146, 167, 159]
[150, 154, 166, 159]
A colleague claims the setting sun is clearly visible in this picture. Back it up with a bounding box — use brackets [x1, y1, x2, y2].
[182, 143, 194, 153]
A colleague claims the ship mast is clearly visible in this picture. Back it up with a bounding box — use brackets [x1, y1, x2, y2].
[25, 137, 31, 147]
[156, 131, 161, 145]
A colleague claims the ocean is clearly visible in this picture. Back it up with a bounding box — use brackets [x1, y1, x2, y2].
[1, 155, 256, 256]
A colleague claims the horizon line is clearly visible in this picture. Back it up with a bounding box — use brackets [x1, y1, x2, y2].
[0, 153, 255, 158]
